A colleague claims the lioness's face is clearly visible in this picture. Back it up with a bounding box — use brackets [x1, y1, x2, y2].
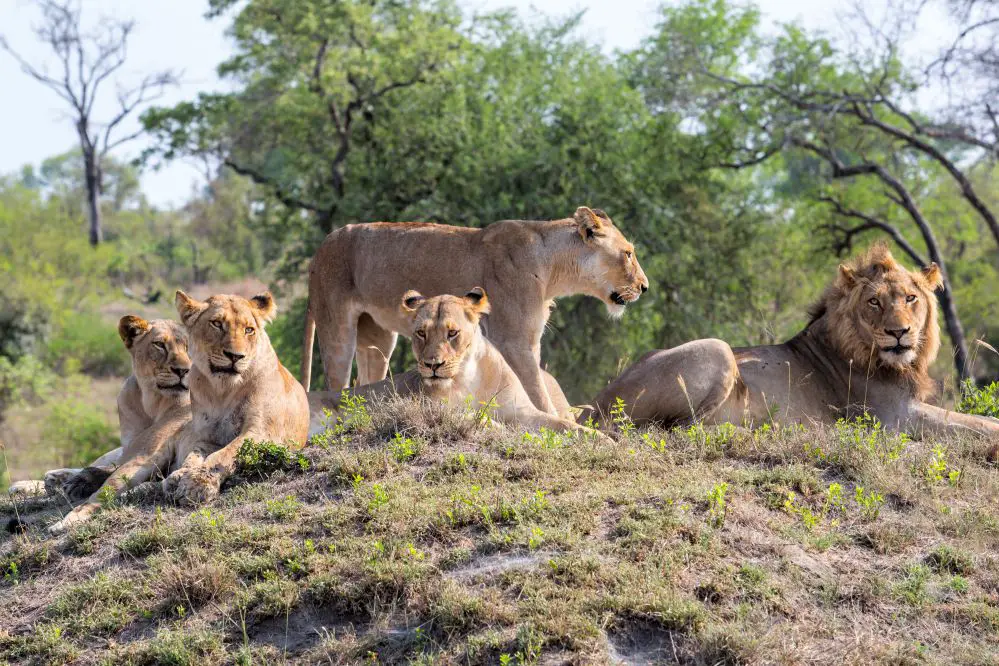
[573, 207, 649, 318]
[401, 288, 490, 383]
[119, 316, 191, 395]
[837, 255, 942, 369]
[175, 291, 277, 381]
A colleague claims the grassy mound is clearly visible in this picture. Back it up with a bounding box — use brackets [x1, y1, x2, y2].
[1, 397, 998, 664]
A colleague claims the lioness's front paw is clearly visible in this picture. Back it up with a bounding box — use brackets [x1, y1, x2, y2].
[62, 466, 114, 502]
[43, 468, 80, 496]
[163, 467, 221, 506]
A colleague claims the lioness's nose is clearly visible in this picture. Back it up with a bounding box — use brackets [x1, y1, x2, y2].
[224, 350, 245, 363]
[172, 367, 189, 379]
[885, 327, 910, 340]
[640, 283, 649, 294]
[425, 361, 444, 371]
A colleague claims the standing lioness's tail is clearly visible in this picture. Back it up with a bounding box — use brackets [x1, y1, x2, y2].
[302, 304, 316, 391]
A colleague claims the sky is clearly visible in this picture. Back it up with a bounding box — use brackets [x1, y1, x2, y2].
[0, 0, 952, 208]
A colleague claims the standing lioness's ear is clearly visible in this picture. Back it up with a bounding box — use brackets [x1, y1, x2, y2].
[175, 290, 208, 326]
[463, 287, 490, 316]
[574, 206, 604, 241]
[118, 315, 150, 349]
[250, 292, 277, 323]
[401, 290, 426, 314]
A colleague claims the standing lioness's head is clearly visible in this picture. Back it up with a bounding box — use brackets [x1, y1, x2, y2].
[571, 206, 649, 318]
[175, 290, 277, 383]
[401, 288, 490, 384]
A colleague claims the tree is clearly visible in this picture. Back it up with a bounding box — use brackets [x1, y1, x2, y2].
[1, 0, 178, 246]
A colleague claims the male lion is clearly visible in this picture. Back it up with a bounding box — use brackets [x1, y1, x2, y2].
[302, 206, 649, 415]
[583, 243, 999, 438]
[46, 316, 193, 534]
[163, 291, 310, 505]
[310, 288, 607, 442]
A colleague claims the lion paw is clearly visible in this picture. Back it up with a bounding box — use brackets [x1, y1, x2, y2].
[62, 466, 114, 502]
[163, 466, 221, 506]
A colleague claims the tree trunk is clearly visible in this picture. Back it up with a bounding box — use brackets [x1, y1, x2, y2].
[83, 150, 102, 246]
[936, 280, 970, 382]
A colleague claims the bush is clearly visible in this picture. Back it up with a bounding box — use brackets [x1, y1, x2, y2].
[42, 399, 120, 469]
[236, 439, 308, 478]
[959, 380, 999, 419]
[44, 313, 130, 377]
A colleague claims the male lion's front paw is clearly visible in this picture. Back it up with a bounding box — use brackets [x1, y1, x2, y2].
[163, 466, 221, 506]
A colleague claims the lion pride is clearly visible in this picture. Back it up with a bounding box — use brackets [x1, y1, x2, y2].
[583, 243, 999, 438]
[302, 206, 649, 415]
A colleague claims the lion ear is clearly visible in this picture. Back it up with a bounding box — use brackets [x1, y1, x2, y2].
[574, 206, 604, 242]
[401, 290, 426, 314]
[175, 290, 207, 327]
[118, 315, 150, 349]
[836, 264, 856, 289]
[250, 292, 277, 324]
[464, 287, 491, 316]
[921, 263, 944, 291]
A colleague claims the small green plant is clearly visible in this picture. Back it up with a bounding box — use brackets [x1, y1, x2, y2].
[947, 575, 969, 595]
[237, 439, 309, 477]
[4, 561, 19, 584]
[528, 526, 545, 550]
[465, 395, 499, 427]
[610, 397, 634, 436]
[894, 563, 932, 606]
[683, 422, 736, 452]
[822, 482, 846, 521]
[958, 379, 999, 418]
[922, 444, 961, 486]
[834, 413, 909, 464]
[368, 483, 390, 512]
[926, 545, 974, 575]
[313, 391, 373, 446]
[642, 431, 668, 454]
[706, 482, 729, 528]
[522, 427, 571, 449]
[783, 492, 819, 530]
[265, 495, 302, 520]
[854, 486, 885, 521]
[96, 484, 118, 508]
[388, 432, 421, 462]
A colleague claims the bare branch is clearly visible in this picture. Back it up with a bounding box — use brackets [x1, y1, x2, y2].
[223, 159, 327, 215]
[817, 195, 928, 265]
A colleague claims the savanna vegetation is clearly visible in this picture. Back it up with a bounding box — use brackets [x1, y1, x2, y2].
[2, 0, 998, 662]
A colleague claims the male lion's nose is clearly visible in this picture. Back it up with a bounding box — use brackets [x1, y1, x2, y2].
[223, 350, 245, 364]
[885, 327, 910, 340]
[425, 361, 444, 372]
[172, 367, 189, 379]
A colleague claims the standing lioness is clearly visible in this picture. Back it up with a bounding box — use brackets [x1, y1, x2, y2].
[302, 206, 649, 415]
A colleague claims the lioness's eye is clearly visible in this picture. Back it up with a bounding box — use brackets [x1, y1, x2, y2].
[245, 327, 255, 335]
[153, 342, 166, 351]
[624, 250, 633, 259]
[447, 330, 458, 339]
[415, 330, 426, 339]
[868, 298, 880, 307]
[210, 320, 223, 330]
[905, 294, 917, 303]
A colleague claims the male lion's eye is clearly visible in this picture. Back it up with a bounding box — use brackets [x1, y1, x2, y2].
[245, 327, 255, 335]
[210, 321, 223, 330]
[868, 298, 880, 308]
[447, 330, 458, 339]
[415, 330, 426, 339]
[906, 295, 917, 303]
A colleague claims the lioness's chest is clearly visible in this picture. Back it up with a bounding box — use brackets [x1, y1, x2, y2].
[195, 402, 246, 446]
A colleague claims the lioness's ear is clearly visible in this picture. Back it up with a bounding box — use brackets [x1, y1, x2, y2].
[836, 264, 856, 289]
[464, 287, 491, 316]
[574, 206, 604, 241]
[175, 290, 208, 327]
[118, 315, 150, 349]
[250, 292, 277, 323]
[921, 263, 944, 291]
[401, 290, 426, 314]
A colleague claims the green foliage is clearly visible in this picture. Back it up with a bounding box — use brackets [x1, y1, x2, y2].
[706, 482, 729, 528]
[264, 495, 302, 520]
[42, 400, 120, 469]
[44, 313, 130, 376]
[833, 413, 909, 464]
[926, 545, 974, 575]
[236, 439, 309, 478]
[958, 380, 999, 418]
[388, 432, 421, 462]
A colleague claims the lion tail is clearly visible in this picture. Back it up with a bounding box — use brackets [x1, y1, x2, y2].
[301, 303, 316, 391]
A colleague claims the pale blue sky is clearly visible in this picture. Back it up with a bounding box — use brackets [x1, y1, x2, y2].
[0, 1, 948, 208]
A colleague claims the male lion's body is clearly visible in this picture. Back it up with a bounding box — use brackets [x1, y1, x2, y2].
[309, 289, 606, 442]
[47, 317, 193, 533]
[302, 207, 648, 415]
[585, 244, 999, 439]
[162, 291, 310, 505]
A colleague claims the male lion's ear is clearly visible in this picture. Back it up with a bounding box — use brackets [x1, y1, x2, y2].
[118, 315, 150, 349]
[250, 292, 277, 323]
[464, 287, 491, 316]
[574, 206, 604, 241]
[175, 290, 208, 327]
[921, 263, 944, 291]
[836, 264, 856, 289]
[401, 290, 426, 314]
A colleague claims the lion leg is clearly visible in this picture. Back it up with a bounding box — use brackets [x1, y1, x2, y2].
[492, 340, 557, 415]
[355, 313, 398, 386]
[586, 339, 743, 427]
[315, 304, 359, 391]
[543, 369, 573, 420]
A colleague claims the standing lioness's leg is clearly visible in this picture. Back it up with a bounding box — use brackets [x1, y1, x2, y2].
[355, 313, 398, 386]
[314, 301, 359, 390]
[586, 339, 743, 427]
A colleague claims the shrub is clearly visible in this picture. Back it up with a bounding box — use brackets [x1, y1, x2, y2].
[42, 399, 119, 469]
[958, 380, 999, 418]
[44, 312, 130, 376]
[236, 439, 308, 478]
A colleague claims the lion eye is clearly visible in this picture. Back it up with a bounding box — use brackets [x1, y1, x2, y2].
[415, 330, 426, 340]
[210, 320, 223, 330]
[624, 250, 633, 259]
[905, 295, 917, 303]
[153, 342, 166, 351]
[245, 327, 255, 335]
[447, 330, 458, 339]
[868, 298, 880, 308]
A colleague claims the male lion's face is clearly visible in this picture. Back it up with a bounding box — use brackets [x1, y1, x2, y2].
[401, 288, 490, 384]
[174, 290, 277, 382]
[573, 206, 649, 318]
[118, 316, 191, 395]
[834, 247, 943, 370]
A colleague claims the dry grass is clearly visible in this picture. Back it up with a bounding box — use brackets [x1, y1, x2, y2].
[1, 395, 998, 665]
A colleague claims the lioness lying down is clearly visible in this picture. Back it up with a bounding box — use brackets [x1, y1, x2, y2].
[584, 243, 999, 440]
[310, 288, 607, 442]
[303, 206, 649, 415]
